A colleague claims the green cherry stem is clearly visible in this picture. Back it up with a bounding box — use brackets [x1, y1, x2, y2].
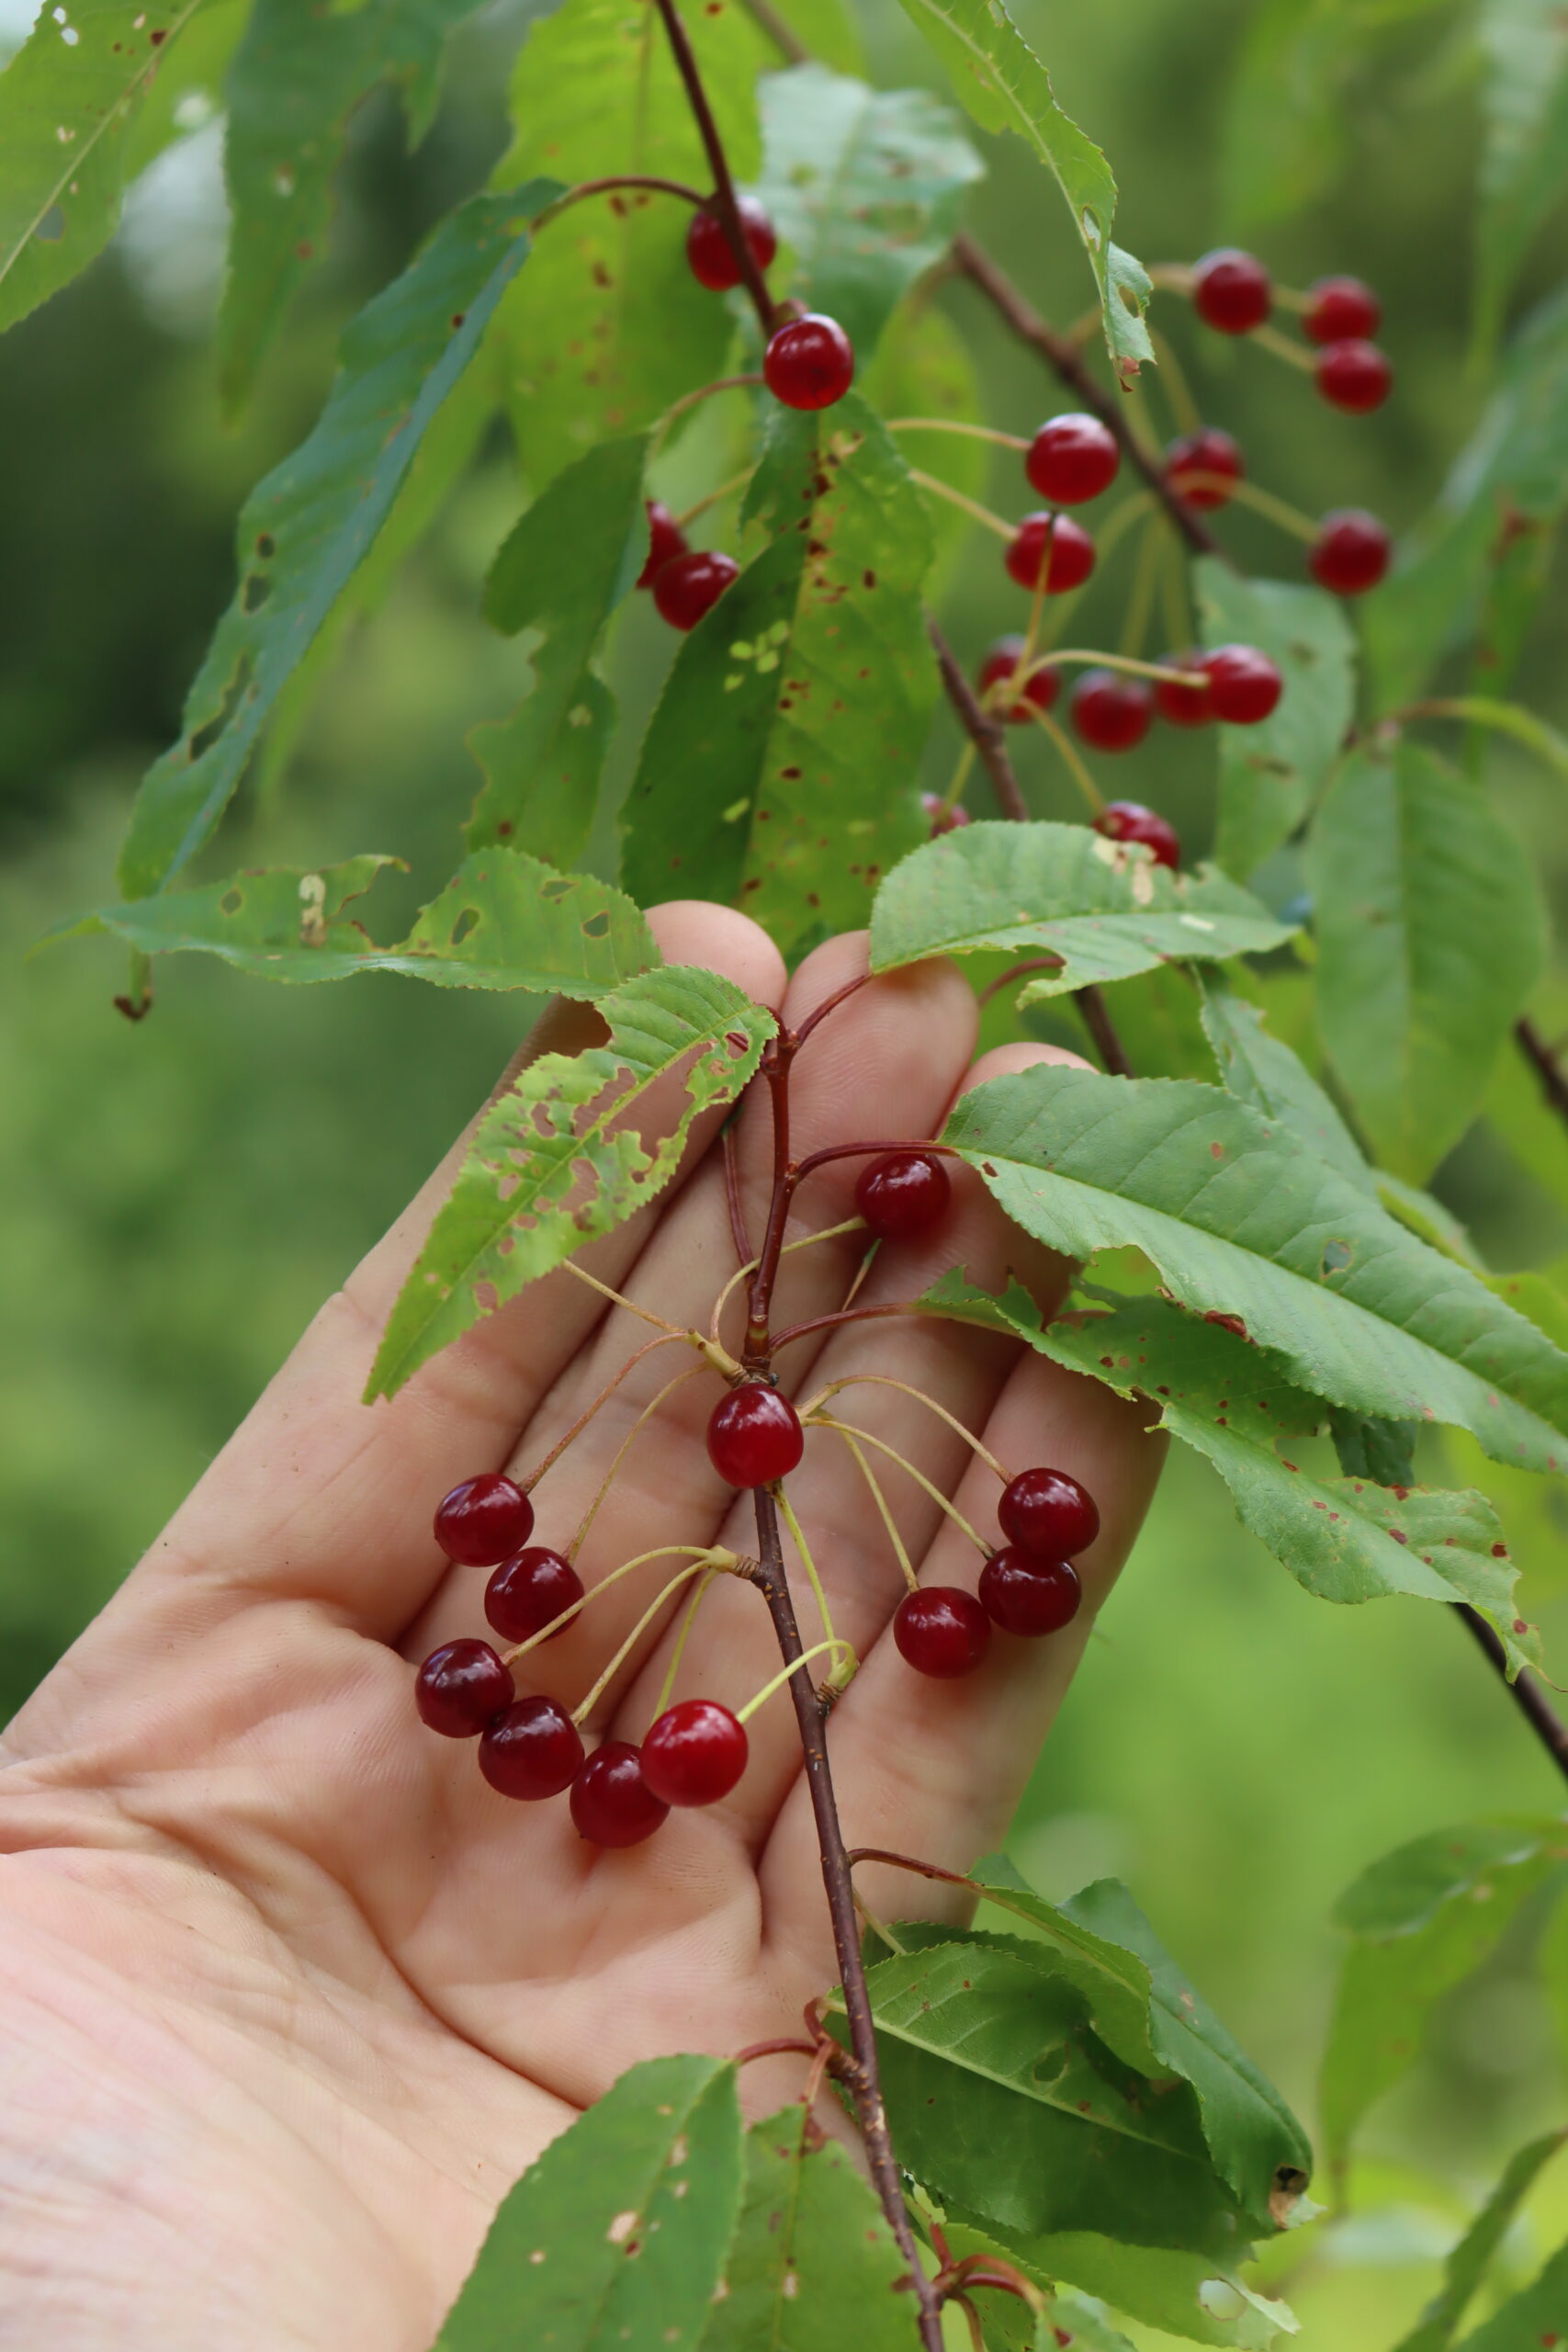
[651, 372, 765, 453]
[886, 416, 1031, 451]
[1146, 325, 1201, 436]
[1119, 508, 1166, 660]
[499, 1543, 728, 1668]
[534, 174, 707, 232]
[558, 1254, 687, 1338]
[1034, 648, 1204, 686]
[569, 1556, 722, 1728]
[907, 469, 1016, 542]
[1182, 471, 1320, 544]
[676, 468, 754, 527]
[800, 1372, 1009, 1480]
[774, 1483, 840, 1647]
[1248, 320, 1315, 372]
[834, 1427, 919, 1594]
[566, 1363, 709, 1557]
[520, 1330, 687, 1496]
[650, 1566, 719, 1720]
[1026, 702, 1105, 815]
[807, 1413, 990, 1555]
[735, 1636, 858, 1724]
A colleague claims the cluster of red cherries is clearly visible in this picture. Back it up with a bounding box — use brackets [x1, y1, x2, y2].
[411, 1147, 1100, 1847]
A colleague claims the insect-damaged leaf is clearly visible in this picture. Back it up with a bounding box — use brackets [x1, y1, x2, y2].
[117, 185, 558, 901]
[1197, 983, 1372, 1193]
[868, 820, 1293, 998]
[1393, 2129, 1567, 2352]
[437, 2054, 743, 2352]
[367, 964, 774, 1397]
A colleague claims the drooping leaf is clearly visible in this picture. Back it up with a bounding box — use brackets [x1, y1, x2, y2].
[117, 185, 557, 900]
[949, 2217, 1297, 2350]
[1304, 741, 1546, 1183]
[863, 297, 987, 584]
[1475, 0, 1568, 359]
[1198, 983, 1372, 1192]
[1192, 562, 1355, 878]
[367, 963, 774, 1397]
[868, 821, 1293, 999]
[621, 393, 931, 953]
[438, 2054, 744, 2352]
[1393, 2131, 1567, 2352]
[1454, 2237, 1568, 2348]
[1326, 1408, 1417, 1489]
[754, 65, 983, 357]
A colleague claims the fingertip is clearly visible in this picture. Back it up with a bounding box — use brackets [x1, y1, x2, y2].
[960, 1038, 1094, 1095]
[646, 900, 788, 1012]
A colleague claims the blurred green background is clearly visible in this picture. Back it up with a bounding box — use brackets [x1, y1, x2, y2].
[5, 0, 1568, 2338]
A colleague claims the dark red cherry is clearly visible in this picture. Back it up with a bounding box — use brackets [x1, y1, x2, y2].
[978, 635, 1060, 723]
[570, 1741, 670, 1846]
[1192, 247, 1271, 334]
[763, 312, 855, 411]
[1165, 427, 1243, 511]
[636, 499, 687, 590]
[1153, 650, 1213, 728]
[685, 196, 777, 293]
[1315, 339, 1392, 414]
[999, 1465, 1100, 1558]
[921, 791, 971, 836]
[414, 1639, 514, 1738]
[1005, 513, 1095, 594]
[653, 548, 739, 631]
[1310, 509, 1390, 596]
[1025, 413, 1121, 504]
[1070, 670, 1153, 752]
[978, 1547, 1082, 1636]
[484, 1548, 584, 1645]
[434, 1474, 534, 1567]
[641, 1700, 749, 1807]
[1093, 800, 1179, 870]
[855, 1150, 951, 1241]
[1201, 644, 1282, 725]
[1303, 275, 1380, 346]
[893, 1587, 991, 1679]
[479, 1695, 584, 1799]
[707, 1384, 805, 1487]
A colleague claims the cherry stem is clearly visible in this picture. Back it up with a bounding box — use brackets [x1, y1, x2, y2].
[559, 1254, 685, 1337]
[1146, 324, 1201, 436]
[1024, 701, 1105, 815]
[1042, 648, 1205, 686]
[774, 1484, 840, 1651]
[766, 1300, 917, 1355]
[710, 1216, 865, 1348]
[845, 1844, 976, 1892]
[793, 1136, 959, 1182]
[570, 1558, 716, 1727]
[885, 415, 1030, 451]
[1249, 320, 1315, 372]
[949, 2291, 986, 2352]
[808, 1413, 990, 1555]
[521, 1331, 686, 1494]
[650, 1566, 718, 1720]
[652, 372, 765, 449]
[835, 1427, 919, 1593]
[1187, 472, 1319, 544]
[792, 969, 874, 1046]
[977, 956, 1064, 1009]
[805, 1371, 1009, 1481]
[676, 468, 755, 527]
[500, 1542, 727, 1668]
[907, 466, 1016, 542]
[737, 1636, 856, 1724]
[732, 2035, 824, 2067]
[536, 174, 706, 230]
[567, 1363, 709, 1557]
[650, 0, 776, 336]
[1456, 1604, 1568, 1787]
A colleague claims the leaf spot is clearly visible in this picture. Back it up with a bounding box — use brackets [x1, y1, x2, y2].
[606, 2211, 638, 2245]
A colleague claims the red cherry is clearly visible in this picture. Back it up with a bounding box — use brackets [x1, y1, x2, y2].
[641, 1700, 749, 1807]
[1303, 275, 1380, 346]
[1005, 513, 1095, 595]
[893, 1587, 991, 1679]
[1093, 800, 1179, 871]
[855, 1149, 951, 1241]
[1315, 339, 1392, 414]
[636, 500, 687, 591]
[1153, 650, 1213, 729]
[1165, 428, 1244, 511]
[484, 1548, 584, 1645]
[685, 196, 777, 293]
[999, 1465, 1100, 1557]
[1201, 643, 1282, 726]
[921, 791, 971, 837]
[1310, 509, 1390, 596]
[1070, 670, 1153, 752]
[479, 1695, 584, 1799]
[1025, 413, 1121, 504]
[763, 312, 855, 411]
[978, 635, 1060, 723]
[570, 1741, 670, 1846]
[414, 1639, 514, 1738]
[978, 1547, 1082, 1636]
[1192, 247, 1271, 334]
[653, 548, 739, 630]
[434, 1474, 534, 1567]
[707, 1385, 805, 1487]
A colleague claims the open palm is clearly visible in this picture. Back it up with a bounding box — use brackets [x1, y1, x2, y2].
[0, 904, 1163, 2352]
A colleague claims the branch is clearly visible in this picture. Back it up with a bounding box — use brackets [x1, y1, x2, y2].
[650, 0, 776, 337]
[1516, 1014, 1568, 1134]
[1075, 982, 1134, 1077]
[929, 615, 1029, 820]
[1456, 1606, 1568, 1787]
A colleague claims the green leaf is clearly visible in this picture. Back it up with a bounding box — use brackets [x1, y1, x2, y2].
[0, 0, 207, 336]
[1192, 561, 1356, 878]
[1218, 0, 1351, 228]
[953, 2221, 1297, 2349]
[868, 821, 1294, 998]
[935, 2222, 1134, 2350]
[1304, 741, 1547, 1183]
[219, 0, 488, 414]
[621, 393, 931, 954]
[940, 1060, 1568, 1475]
[1393, 2131, 1567, 2352]
[438, 2054, 743, 2352]
[1326, 1408, 1417, 1489]
[367, 963, 773, 1397]
[1412, 695, 1568, 781]
[754, 65, 983, 358]
[1198, 983, 1372, 1193]
[862, 297, 987, 585]
[884, 0, 1152, 384]
[1321, 1818, 1568, 2175]
[1475, 0, 1568, 359]
[1455, 2237, 1568, 2349]
[117, 185, 557, 901]
[700, 2106, 910, 2349]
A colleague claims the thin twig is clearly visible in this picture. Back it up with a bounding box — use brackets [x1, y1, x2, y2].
[650, 0, 776, 336]
[929, 616, 1030, 820]
[1077, 983, 1134, 1077]
[1516, 1015, 1568, 1134]
[1456, 1607, 1568, 1787]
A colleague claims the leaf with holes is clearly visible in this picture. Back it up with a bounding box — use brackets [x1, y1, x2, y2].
[1394, 2130, 1567, 2352]
[934, 2225, 1134, 2352]
[117, 185, 557, 901]
[367, 963, 773, 1397]
[953, 2220, 1297, 2351]
[1474, 0, 1568, 360]
[1454, 2235, 1568, 2348]
[437, 2054, 743, 2352]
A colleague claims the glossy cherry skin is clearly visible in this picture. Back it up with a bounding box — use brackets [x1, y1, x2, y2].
[921, 791, 971, 837]
[479, 1696, 584, 1800]
[685, 196, 776, 292]
[1025, 413, 1121, 504]
[1310, 509, 1391, 596]
[1070, 670, 1153, 752]
[434, 1474, 534, 1567]
[1093, 800, 1179, 871]
[1201, 643, 1282, 726]
[978, 1547, 1082, 1636]
[763, 312, 855, 411]
[1303, 275, 1380, 345]
[636, 499, 687, 590]
[1153, 650, 1213, 728]
[1192, 246, 1271, 334]
[1005, 513, 1095, 594]
[999, 1464, 1100, 1557]
[653, 548, 739, 631]
[570, 1741, 671, 1846]
[641, 1700, 749, 1807]
[894, 1587, 990, 1679]
[978, 635, 1059, 722]
[855, 1149, 951, 1241]
[1165, 427, 1244, 511]
[1315, 339, 1392, 414]
[707, 1385, 805, 1487]
[484, 1547, 584, 1645]
[414, 1639, 514, 1737]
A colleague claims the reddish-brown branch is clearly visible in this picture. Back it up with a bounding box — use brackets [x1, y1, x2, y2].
[649, 0, 776, 337]
[1076, 983, 1134, 1077]
[1516, 1015, 1568, 1134]
[792, 971, 874, 1046]
[767, 1301, 916, 1355]
[793, 1136, 960, 1182]
[1457, 1607, 1568, 1787]
[929, 615, 1030, 821]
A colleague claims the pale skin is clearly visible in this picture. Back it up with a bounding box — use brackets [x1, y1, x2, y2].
[0, 904, 1164, 2352]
